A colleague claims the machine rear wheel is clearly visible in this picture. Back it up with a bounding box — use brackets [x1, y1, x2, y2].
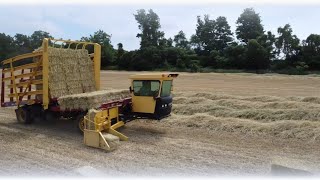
[15, 106, 33, 124]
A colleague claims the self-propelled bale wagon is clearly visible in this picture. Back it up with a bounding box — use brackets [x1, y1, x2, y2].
[1, 38, 178, 151]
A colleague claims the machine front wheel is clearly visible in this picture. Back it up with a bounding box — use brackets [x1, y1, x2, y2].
[15, 106, 33, 124]
[74, 113, 86, 134]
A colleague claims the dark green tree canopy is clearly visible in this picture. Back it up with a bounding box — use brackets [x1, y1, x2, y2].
[193, 15, 216, 54]
[14, 33, 32, 54]
[174, 30, 190, 49]
[116, 42, 125, 63]
[81, 30, 115, 67]
[236, 8, 264, 43]
[302, 34, 320, 69]
[134, 9, 165, 49]
[191, 15, 233, 55]
[14, 34, 30, 47]
[275, 24, 300, 60]
[30, 30, 53, 49]
[0, 33, 15, 60]
[81, 30, 111, 46]
[247, 39, 269, 71]
[159, 37, 173, 48]
[304, 34, 320, 52]
[257, 31, 276, 60]
[215, 16, 233, 50]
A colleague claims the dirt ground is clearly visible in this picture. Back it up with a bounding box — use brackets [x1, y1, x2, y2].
[1, 71, 320, 177]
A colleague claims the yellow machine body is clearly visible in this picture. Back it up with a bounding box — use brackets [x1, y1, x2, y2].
[129, 73, 178, 114]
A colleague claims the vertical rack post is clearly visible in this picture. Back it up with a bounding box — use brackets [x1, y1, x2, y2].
[1, 71, 5, 107]
[42, 38, 49, 110]
[93, 43, 101, 90]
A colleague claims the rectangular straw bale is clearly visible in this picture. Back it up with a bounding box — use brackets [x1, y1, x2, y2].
[47, 47, 97, 98]
[58, 89, 130, 110]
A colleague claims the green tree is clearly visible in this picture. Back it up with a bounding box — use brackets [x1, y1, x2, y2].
[159, 37, 173, 48]
[257, 31, 276, 61]
[224, 42, 247, 69]
[275, 24, 300, 62]
[246, 39, 269, 71]
[134, 9, 165, 49]
[173, 30, 190, 49]
[191, 15, 233, 55]
[236, 8, 264, 43]
[30, 30, 53, 49]
[118, 51, 137, 70]
[132, 47, 162, 70]
[0, 33, 15, 62]
[14, 33, 31, 54]
[192, 15, 216, 55]
[190, 34, 202, 54]
[161, 47, 188, 68]
[215, 16, 233, 50]
[302, 34, 320, 69]
[81, 30, 115, 67]
[116, 43, 125, 64]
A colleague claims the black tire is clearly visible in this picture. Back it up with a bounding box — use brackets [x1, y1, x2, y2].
[74, 113, 86, 134]
[15, 106, 33, 124]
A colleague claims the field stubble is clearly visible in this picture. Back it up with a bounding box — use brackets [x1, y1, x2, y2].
[1, 71, 320, 176]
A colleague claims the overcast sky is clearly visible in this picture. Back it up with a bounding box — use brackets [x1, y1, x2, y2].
[0, 4, 319, 50]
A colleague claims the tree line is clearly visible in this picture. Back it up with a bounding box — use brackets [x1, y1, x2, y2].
[1, 8, 320, 74]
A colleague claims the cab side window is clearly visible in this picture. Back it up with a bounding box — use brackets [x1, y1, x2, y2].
[133, 80, 160, 96]
[133, 81, 143, 95]
[161, 80, 172, 97]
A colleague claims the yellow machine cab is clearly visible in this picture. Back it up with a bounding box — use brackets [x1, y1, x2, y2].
[129, 73, 179, 119]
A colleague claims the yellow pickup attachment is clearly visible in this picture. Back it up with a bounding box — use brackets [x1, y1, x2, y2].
[83, 107, 128, 151]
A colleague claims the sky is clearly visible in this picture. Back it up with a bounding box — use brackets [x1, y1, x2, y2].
[0, 3, 319, 50]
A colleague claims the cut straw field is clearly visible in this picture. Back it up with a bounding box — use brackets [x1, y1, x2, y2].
[1, 71, 320, 176]
[102, 71, 320, 141]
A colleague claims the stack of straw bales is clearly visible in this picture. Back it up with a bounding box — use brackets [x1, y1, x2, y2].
[45, 47, 130, 110]
[58, 89, 130, 110]
[47, 47, 96, 98]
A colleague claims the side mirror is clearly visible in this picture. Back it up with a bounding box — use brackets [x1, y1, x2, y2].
[129, 86, 133, 93]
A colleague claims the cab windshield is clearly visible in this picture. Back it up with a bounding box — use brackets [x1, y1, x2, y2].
[133, 80, 160, 96]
